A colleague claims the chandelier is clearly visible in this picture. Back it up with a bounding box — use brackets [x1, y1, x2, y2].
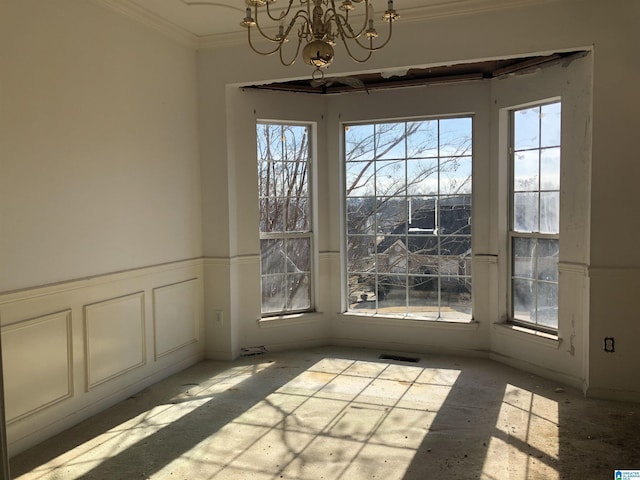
[241, 0, 399, 79]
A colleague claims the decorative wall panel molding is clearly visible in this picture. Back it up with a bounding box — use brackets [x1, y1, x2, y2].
[84, 292, 146, 389]
[2, 310, 73, 423]
[559, 261, 589, 276]
[153, 278, 199, 359]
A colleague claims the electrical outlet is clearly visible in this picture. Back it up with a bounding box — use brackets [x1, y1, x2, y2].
[604, 337, 615, 353]
[215, 310, 224, 326]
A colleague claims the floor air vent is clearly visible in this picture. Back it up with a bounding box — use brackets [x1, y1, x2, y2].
[379, 354, 420, 363]
[240, 346, 268, 356]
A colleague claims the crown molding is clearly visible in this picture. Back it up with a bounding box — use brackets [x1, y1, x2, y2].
[91, 0, 199, 49]
[198, 30, 246, 50]
[197, 0, 561, 50]
[92, 0, 560, 51]
[398, 0, 562, 25]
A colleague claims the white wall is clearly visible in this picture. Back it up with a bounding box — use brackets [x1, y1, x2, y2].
[0, 0, 205, 454]
[199, 0, 640, 400]
[0, 0, 203, 291]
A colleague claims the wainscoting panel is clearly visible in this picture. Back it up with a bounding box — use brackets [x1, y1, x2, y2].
[153, 278, 199, 359]
[2, 310, 73, 423]
[84, 292, 146, 389]
[0, 259, 204, 455]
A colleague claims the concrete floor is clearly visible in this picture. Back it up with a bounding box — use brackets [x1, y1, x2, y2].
[10, 347, 640, 479]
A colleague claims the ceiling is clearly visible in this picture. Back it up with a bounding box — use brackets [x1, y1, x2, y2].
[97, 0, 553, 47]
[96, 0, 572, 92]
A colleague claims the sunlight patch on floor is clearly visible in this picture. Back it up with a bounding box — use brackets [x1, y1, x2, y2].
[13, 361, 276, 480]
[151, 358, 460, 479]
[481, 384, 560, 480]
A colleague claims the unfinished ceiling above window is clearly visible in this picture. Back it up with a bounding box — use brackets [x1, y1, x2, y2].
[244, 51, 586, 95]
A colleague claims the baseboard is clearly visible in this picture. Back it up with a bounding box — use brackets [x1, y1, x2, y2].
[329, 337, 490, 359]
[584, 386, 640, 404]
[489, 351, 584, 391]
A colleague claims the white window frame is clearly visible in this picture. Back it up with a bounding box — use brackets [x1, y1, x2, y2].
[257, 121, 315, 317]
[342, 115, 473, 321]
[508, 100, 561, 333]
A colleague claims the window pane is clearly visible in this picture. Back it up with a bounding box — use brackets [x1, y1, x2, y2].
[440, 278, 472, 321]
[407, 236, 438, 266]
[345, 124, 375, 162]
[513, 192, 539, 232]
[258, 124, 284, 162]
[259, 198, 283, 233]
[348, 274, 377, 313]
[513, 278, 535, 322]
[540, 148, 560, 191]
[537, 239, 559, 282]
[440, 235, 471, 260]
[284, 162, 308, 197]
[376, 160, 405, 197]
[408, 277, 439, 320]
[347, 197, 375, 235]
[377, 197, 407, 234]
[406, 120, 438, 158]
[346, 161, 375, 197]
[261, 275, 286, 314]
[282, 125, 308, 160]
[537, 282, 558, 329]
[261, 239, 285, 274]
[439, 196, 472, 235]
[540, 191, 560, 234]
[514, 107, 540, 151]
[376, 122, 406, 159]
[286, 238, 310, 273]
[347, 235, 376, 273]
[541, 102, 561, 148]
[284, 197, 309, 231]
[513, 237, 536, 279]
[378, 275, 407, 314]
[287, 274, 311, 311]
[407, 158, 438, 195]
[381, 239, 407, 274]
[514, 150, 539, 192]
[440, 156, 472, 195]
[258, 160, 280, 197]
[408, 197, 436, 233]
[440, 117, 473, 156]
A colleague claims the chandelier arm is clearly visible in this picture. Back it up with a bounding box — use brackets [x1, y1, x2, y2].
[352, 19, 394, 52]
[278, 35, 304, 66]
[265, 0, 296, 22]
[246, 27, 285, 56]
[334, 12, 368, 40]
[340, 34, 374, 63]
[254, 9, 310, 43]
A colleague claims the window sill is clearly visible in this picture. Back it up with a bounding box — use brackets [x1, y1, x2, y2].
[339, 312, 479, 330]
[258, 312, 324, 328]
[493, 322, 561, 349]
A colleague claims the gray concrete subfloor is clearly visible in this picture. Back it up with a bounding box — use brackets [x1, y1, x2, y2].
[10, 347, 640, 480]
